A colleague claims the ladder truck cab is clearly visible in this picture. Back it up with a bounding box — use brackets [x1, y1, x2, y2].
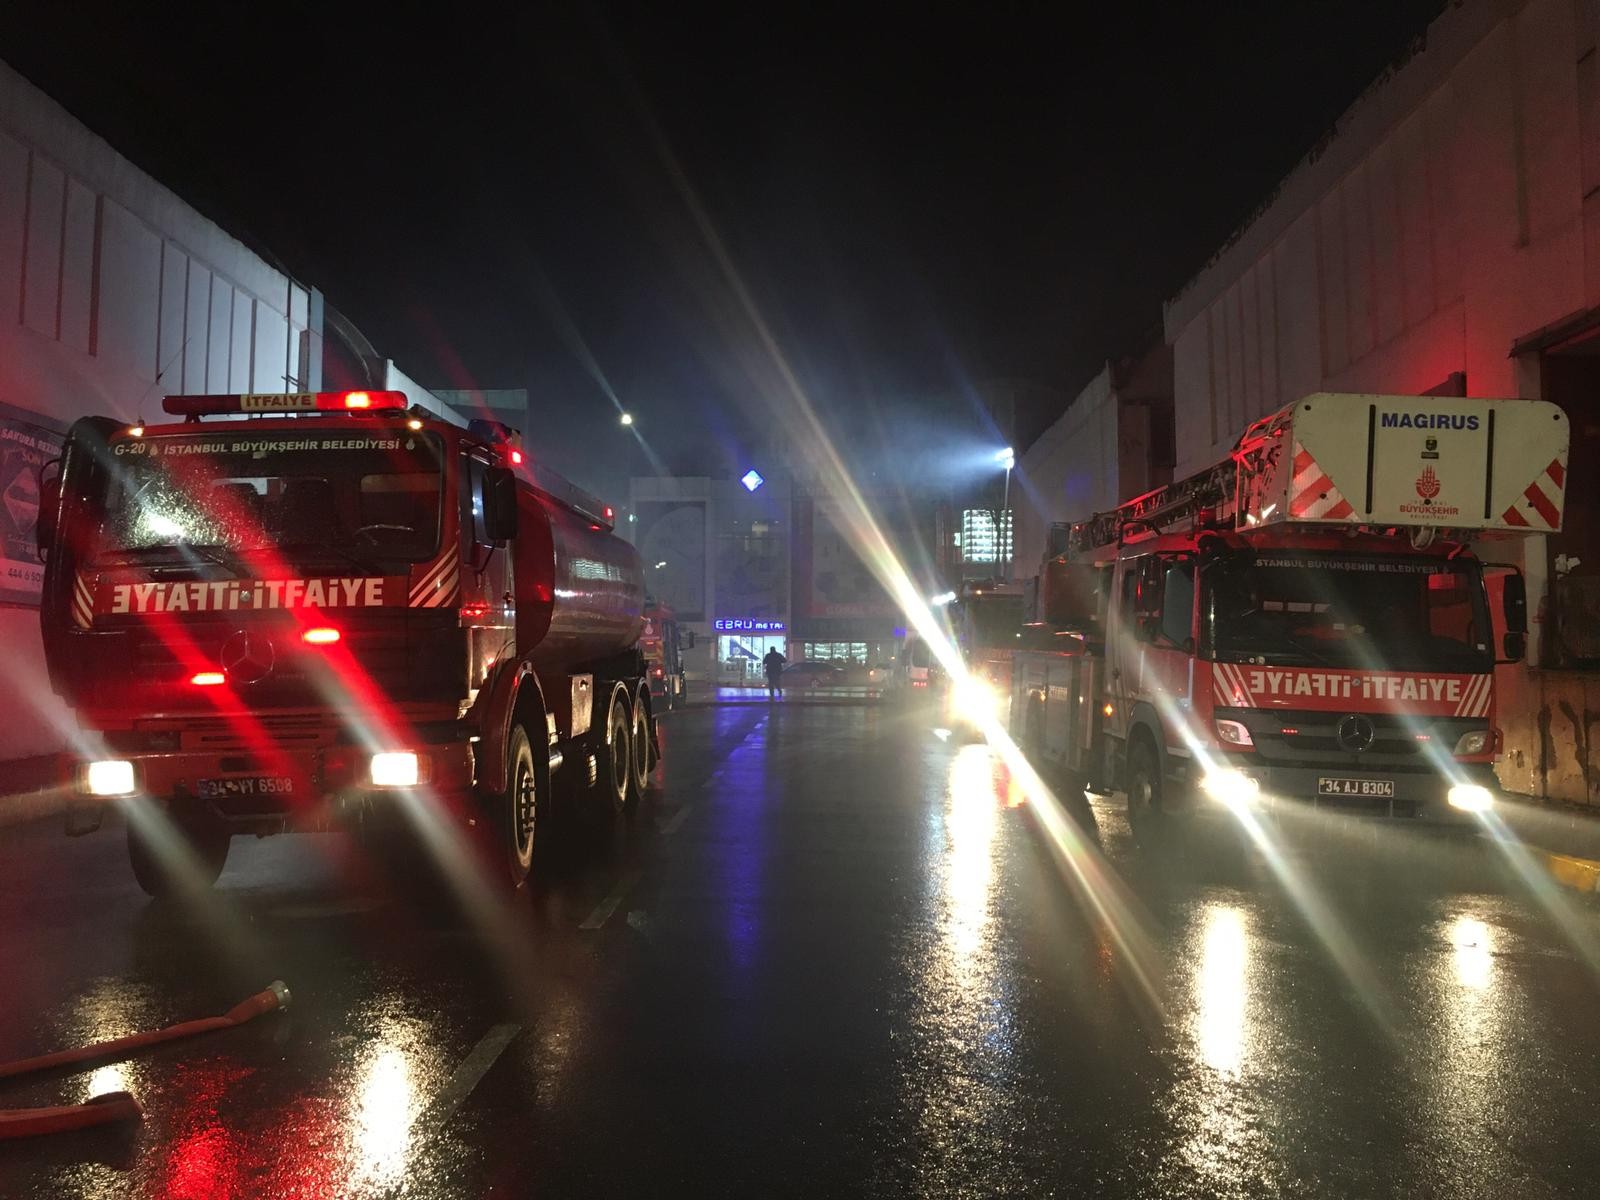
[1011, 393, 1567, 835]
[36, 390, 659, 896]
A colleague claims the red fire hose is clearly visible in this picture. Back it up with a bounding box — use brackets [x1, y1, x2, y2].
[0, 981, 290, 1139]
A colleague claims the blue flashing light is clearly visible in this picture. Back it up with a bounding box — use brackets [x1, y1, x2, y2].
[740, 469, 765, 492]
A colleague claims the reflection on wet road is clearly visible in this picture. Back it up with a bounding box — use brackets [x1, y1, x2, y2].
[2, 702, 1600, 1196]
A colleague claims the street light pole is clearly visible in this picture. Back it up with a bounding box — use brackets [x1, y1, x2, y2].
[1002, 460, 1012, 582]
[997, 446, 1015, 582]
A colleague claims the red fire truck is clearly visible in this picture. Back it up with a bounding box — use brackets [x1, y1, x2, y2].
[944, 578, 1024, 730]
[37, 389, 657, 894]
[641, 599, 687, 711]
[1011, 393, 1568, 836]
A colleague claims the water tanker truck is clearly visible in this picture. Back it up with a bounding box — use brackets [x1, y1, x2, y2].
[36, 389, 657, 894]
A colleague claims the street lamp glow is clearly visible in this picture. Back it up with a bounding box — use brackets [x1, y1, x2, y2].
[655, 560, 667, 569]
[997, 446, 1015, 469]
[620, 412, 634, 427]
[930, 591, 958, 607]
[740, 469, 765, 492]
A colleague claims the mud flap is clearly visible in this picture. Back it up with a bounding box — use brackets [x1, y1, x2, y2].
[63, 803, 104, 837]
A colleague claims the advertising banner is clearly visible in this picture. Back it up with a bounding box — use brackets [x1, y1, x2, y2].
[0, 403, 64, 607]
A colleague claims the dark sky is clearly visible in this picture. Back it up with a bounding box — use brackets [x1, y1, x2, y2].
[1, 2, 1443, 501]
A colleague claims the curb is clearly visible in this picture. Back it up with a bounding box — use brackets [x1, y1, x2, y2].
[1539, 849, 1600, 895]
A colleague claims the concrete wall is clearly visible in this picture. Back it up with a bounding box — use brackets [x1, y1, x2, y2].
[1013, 348, 1172, 578]
[0, 58, 321, 760]
[1163, 0, 1589, 467]
[1014, 367, 1118, 575]
[1161, 0, 1600, 803]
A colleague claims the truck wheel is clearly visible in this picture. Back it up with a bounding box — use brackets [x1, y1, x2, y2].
[127, 816, 230, 899]
[495, 724, 539, 888]
[1126, 739, 1166, 846]
[601, 688, 634, 815]
[628, 685, 653, 802]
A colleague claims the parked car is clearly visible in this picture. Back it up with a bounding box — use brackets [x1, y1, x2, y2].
[782, 661, 848, 688]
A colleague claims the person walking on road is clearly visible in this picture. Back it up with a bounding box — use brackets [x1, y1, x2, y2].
[763, 647, 787, 699]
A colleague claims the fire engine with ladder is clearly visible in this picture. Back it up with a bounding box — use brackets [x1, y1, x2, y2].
[36, 389, 658, 895]
[1010, 392, 1568, 836]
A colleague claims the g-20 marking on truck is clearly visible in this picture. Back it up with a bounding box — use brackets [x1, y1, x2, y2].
[1011, 393, 1567, 836]
[37, 390, 658, 895]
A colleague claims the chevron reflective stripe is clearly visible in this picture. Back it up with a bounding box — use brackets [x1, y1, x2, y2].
[1500, 457, 1565, 530]
[1288, 442, 1356, 521]
[71, 573, 94, 629]
[409, 551, 461, 608]
[1211, 662, 1255, 707]
[1453, 673, 1492, 718]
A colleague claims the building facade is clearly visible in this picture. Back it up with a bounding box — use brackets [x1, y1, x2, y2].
[1012, 341, 1174, 577]
[1161, 0, 1600, 803]
[0, 57, 462, 763]
[630, 468, 942, 683]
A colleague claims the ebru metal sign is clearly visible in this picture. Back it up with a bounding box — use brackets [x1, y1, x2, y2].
[714, 618, 785, 632]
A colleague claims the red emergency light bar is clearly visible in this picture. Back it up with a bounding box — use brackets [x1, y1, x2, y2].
[161, 390, 409, 419]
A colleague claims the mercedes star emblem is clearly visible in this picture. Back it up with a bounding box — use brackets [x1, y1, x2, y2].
[219, 630, 275, 684]
[1336, 713, 1376, 753]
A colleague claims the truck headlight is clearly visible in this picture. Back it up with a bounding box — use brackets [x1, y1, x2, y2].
[83, 759, 137, 797]
[1215, 718, 1254, 748]
[1447, 783, 1494, 813]
[369, 751, 421, 788]
[1453, 729, 1494, 757]
[1200, 768, 1260, 808]
[950, 678, 998, 724]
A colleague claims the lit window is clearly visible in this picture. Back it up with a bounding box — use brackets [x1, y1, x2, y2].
[961, 509, 1013, 564]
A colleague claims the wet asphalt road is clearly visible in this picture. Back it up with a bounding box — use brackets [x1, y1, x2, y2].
[3, 701, 1600, 1198]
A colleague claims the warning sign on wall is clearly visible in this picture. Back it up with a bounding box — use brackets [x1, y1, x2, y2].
[0, 403, 64, 607]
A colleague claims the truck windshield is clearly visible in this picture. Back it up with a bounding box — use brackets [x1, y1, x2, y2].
[91, 430, 444, 566]
[1206, 554, 1491, 672]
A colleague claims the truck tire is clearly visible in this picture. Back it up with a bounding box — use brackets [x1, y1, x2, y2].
[495, 724, 539, 888]
[1126, 738, 1166, 846]
[601, 687, 634, 816]
[629, 684, 653, 803]
[128, 815, 230, 898]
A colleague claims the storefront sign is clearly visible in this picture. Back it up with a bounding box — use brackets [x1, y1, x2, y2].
[714, 618, 786, 632]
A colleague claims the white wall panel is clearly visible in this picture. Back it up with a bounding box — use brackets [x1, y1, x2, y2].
[58, 177, 95, 353]
[158, 242, 186, 388]
[0, 131, 26, 322]
[95, 198, 160, 380]
[183, 259, 210, 392]
[22, 155, 62, 336]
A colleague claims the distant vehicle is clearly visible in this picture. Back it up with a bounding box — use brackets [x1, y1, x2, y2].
[890, 634, 943, 700]
[782, 661, 847, 687]
[642, 600, 687, 710]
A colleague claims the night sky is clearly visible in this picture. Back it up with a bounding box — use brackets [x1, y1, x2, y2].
[2, 2, 1443, 501]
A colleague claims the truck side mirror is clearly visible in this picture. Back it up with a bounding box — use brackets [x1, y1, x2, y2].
[482, 467, 519, 543]
[1502, 631, 1527, 662]
[684, 631, 696, 649]
[36, 462, 62, 556]
[1501, 571, 1527, 634]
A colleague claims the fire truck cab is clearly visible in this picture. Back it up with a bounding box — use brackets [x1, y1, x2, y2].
[641, 599, 687, 711]
[37, 390, 658, 896]
[1013, 393, 1566, 837]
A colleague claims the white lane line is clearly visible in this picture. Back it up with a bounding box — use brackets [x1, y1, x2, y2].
[412, 1022, 521, 1133]
[580, 870, 642, 929]
[661, 805, 693, 835]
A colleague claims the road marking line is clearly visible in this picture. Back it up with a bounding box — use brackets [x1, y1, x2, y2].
[661, 805, 693, 835]
[412, 1022, 521, 1132]
[580, 870, 641, 929]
